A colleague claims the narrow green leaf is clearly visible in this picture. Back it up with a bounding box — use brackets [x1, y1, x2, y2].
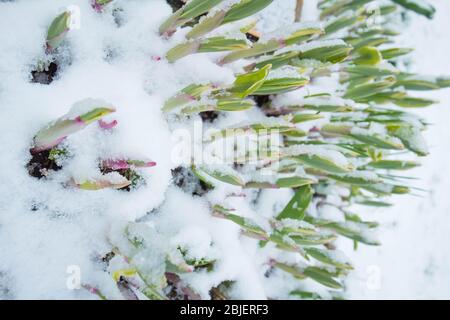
[277, 185, 313, 220]
[391, 0, 435, 19]
[304, 247, 352, 270]
[366, 160, 420, 170]
[303, 267, 342, 289]
[229, 64, 272, 98]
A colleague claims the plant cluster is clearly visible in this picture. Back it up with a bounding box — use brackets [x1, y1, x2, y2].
[30, 0, 447, 299]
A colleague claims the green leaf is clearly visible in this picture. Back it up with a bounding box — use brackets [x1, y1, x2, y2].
[324, 12, 359, 35]
[304, 247, 352, 270]
[187, 0, 273, 39]
[253, 76, 310, 95]
[73, 178, 131, 190]
[213, 205, 268, 238]
[344, 76, 396, 101]
[229, 64, 272, 98]
[366, 160, 420, 170]
[163, 84, 212, 112]
[392, 96, 435, 108]
[352, 46, 383, 65]
[277, 185, 313, 220]
[252, 51, 299, 70]
[380, 47, 413, 60]
[391, 0, 435, 19]
[394, 74, 441, 90]
[390, 125, 428, 156]
[306, 217, 380, 246]
[328, 172, 382, 186]
[276, 177, 316, 188]
[159, 0, 222, 35]
[320, 0, 372, 19]
[346, 36, 390, 51]
[272, 261, 306, 279]
[46, 11, 71, 50]
[180, 0, 223, 20]
[344, 64, 399, 78]
[195, 166, 245, 186]
[222, 0, 274, 24]
[292, 113, 324, 123]
[215, 98, 255, 111]
[292, 154, 352, 174]
[187, 10, 227, 39]
[290, 290, 322, 300]
[198, 36, 249, 52]
[166, 41, 201, 62]
[290, 234, 337, 246]
[299, 40, 352, 63]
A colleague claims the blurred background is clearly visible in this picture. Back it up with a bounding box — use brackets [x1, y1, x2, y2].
[342, 0, 450, 299]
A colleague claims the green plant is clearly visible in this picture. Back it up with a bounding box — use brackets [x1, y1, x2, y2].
[55, 0, 445, 299]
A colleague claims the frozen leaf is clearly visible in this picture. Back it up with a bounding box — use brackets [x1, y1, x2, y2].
[32, 99, 116, 153]
[277, 185, 313, 220]
[228, 64, 271, 98]
[303, 266, 342, 289]
[380, 47, 413, 60]
[275, 177, 316, 188]
[46, 11, 71, 51]
[392, 0, 435, 19]
[71, 178, 131, 191]
[304, 247, 352, 270]
[351, 46, 382, 65]
[194, 166, 245, 187]
[163, 84, 212, 112]
[166, 37, 249, 62]
[220, 22, 324, 64]
[292, 154, 353, 174]
[344, 76, 396, 101]
[366, 160, 420, 170]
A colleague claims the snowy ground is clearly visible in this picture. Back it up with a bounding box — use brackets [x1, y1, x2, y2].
[0, 0, 449, 299]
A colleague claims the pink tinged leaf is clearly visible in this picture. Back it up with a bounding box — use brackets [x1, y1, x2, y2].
[98, 119, 118, 129]
[32, 104, 116, 152]
[32, 119, 85, 153]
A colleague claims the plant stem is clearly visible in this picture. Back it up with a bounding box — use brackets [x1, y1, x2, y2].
[295, 0, 304, 22]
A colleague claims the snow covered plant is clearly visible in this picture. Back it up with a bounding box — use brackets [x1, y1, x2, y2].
[28, 98, 156, 190]
[13, 0, 446, 300]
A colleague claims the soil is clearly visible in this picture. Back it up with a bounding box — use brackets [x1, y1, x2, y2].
[252, 95, 271, 108]
[199, 111, 219, 122]
[27, 149, 62, 179]
[246, 32, 260, 43]
[167, 0, 185, 12]
[31, 61, 58, 85]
